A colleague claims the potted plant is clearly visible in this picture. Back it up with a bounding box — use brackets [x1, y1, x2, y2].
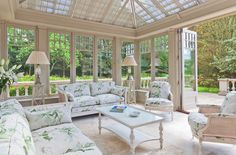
[0, 58, 24, 100]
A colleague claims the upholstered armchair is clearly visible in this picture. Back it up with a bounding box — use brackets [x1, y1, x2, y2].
[188, 92, 236, 155]
[145, 81, 174, 120]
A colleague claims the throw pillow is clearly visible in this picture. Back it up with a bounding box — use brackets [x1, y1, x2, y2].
[26, 104, 72, 131]
[110, 86, 126, 96]
[221, 91, 236, 114]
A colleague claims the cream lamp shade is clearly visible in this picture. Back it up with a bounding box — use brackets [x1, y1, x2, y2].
[122, 55, 137, 66]
[26, 51, 50, 65]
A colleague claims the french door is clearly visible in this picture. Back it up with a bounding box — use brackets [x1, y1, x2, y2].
[181, 29, 198, 111]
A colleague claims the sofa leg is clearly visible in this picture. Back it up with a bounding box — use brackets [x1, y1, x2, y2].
[199, 139, 202, 155]
[171, 111, 174, 121]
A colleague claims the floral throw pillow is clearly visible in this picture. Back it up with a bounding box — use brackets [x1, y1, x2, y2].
[26, 105, 72, 131]
[110, 86, 126, 96]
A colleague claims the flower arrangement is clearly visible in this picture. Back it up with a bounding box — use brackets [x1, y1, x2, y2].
[0, 58, 24, 95]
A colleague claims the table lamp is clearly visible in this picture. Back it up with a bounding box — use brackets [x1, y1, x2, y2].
[122, 55, 137, 80]
[26, 51, 50, 85]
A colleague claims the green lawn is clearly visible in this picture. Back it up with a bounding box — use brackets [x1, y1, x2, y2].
[198, 87, 219, 94]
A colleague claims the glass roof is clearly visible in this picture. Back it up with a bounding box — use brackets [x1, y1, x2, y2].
[19, 0, 208, 29]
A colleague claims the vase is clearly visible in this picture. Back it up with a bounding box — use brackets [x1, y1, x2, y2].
[0, 87, 8, 101]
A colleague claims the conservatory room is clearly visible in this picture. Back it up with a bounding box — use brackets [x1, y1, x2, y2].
[0, 0, 236, 155]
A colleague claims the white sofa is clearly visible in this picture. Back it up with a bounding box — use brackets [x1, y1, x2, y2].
[58, 81, 127, 117]
[0, 99, 102, 155]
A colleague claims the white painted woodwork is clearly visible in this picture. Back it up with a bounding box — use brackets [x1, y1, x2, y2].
[93, 36, 98, 82]
[150, 38, 156, 81]
[168, 29, 181, 110]
[36, 26, 50, 95]
[134, 40, 141, 89]
[70, 32, 76, 83]
[112, 37, 122, 85]
[97, 105, 163, 154]
[0, 20, 8, 59]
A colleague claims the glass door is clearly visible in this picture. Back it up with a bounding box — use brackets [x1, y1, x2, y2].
[181, 29, 198, 111]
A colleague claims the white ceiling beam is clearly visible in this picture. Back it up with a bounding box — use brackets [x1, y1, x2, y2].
[135, 0, 157, 21]
[15, 8, 136, 38]
[130, 0, 137, 28]
[173, 0, 184, 10]
[137, 0, 236, 38]
[112, 0, 129, 24]
[151, 0, 169, 16]
[70, 0, 78, 18]
[100, 0, 114, 22]
[84, 0, 94, 19]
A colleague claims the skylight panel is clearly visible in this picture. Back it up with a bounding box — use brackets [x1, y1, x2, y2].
[164, 3, 177, 11]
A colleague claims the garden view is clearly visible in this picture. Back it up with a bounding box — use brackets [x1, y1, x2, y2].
[6, 15, 236, 96]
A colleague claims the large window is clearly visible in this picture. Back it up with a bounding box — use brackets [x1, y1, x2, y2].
[8, 26, 35, 79]
[98, 39, 112, 80]
[7, 26, 36, 96]
[49, 32, 70, 81]
[121, 42, 134, 79]
[75, 35, 93, 81]
[154, 35, 169, 78]
[140, 40, 151, 79]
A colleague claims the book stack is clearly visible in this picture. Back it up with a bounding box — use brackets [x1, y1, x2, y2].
[110, 105, 127, 113]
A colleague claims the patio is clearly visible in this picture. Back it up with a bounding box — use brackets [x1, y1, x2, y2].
[1, 0, 236, 155]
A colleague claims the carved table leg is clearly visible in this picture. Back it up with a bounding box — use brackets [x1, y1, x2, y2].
[130, 129, 135, 155]
[98, 112, 101, 135]
[159, 121, 163, 149]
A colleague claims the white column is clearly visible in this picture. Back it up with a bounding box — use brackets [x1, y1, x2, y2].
[151, 37, 156, 81]
[112, 37, 122, 85]
[0, 20, 8, 59]
[134, 40, 141, 89]
[168, 29, 181, 110]
[36, 26, 50, 95]
[70, 32, 76, 83]
[93, 36, 98, 82]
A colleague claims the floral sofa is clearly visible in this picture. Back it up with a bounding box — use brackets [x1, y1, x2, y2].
[0, 99, 102, 155]
[58, 81, 127, 117]
[188, 92, 236, 154]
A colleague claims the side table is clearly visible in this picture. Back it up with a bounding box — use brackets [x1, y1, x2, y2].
[32, 84, 45, 106]
[123, 80, 136, 104]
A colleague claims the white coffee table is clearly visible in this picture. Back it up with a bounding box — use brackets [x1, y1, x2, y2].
[97, 105, 164, 155]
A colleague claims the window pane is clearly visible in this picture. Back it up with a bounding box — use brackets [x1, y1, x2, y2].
[49, 32, 70, 93]
[75, 35, 93, 81]
[154, 35, 169, 78]
[140, 40, 151, 81]
[7, 26, 36, 96]
[121, 42, 134, 80]
[98, 39, 112, 80]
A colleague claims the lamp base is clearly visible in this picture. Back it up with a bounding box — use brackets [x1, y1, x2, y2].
[127, 74, 134, 80]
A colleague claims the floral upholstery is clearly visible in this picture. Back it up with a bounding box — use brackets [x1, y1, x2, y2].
[32, 123, 102, 155]
[149, 81, 171, 99]
[58, 83, 91, 97]
[73, 96, 99, 107]
[188, 112, 208, 137]
[0, 99, 35, 155]
[26, 105, 72, 131]
[220, 91, 236, 114]
[110, 86, 126, 97]
[90, 81, 115, 96]
[188, 92, 236, 139]
[146, 98, 173, 106]
[96, 94, 124, 105]
[0, 99, 26, 117]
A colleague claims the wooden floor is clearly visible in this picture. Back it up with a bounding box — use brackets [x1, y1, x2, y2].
[73, 105, 235, 155]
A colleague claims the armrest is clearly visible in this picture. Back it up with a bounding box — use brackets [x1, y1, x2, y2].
[168, 92, 173, 101]
[197, 104, 221, 114]
[201, 113, 236, 138]
[58, 91, 74, 102]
